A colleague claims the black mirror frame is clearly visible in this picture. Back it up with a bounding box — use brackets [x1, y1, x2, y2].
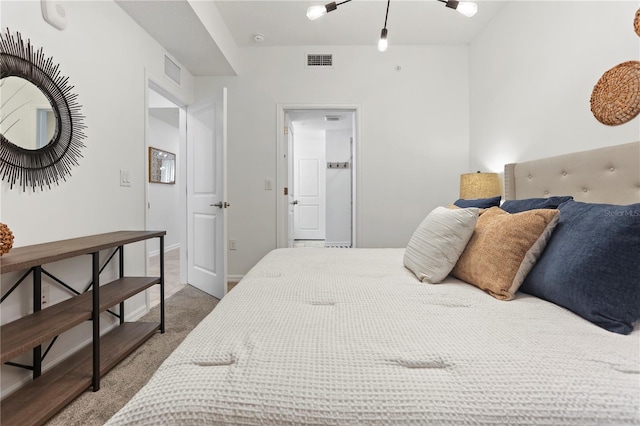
[0, 29, 86, 191]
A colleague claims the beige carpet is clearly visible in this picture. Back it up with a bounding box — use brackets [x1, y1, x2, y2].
[46, 285, 219, 426]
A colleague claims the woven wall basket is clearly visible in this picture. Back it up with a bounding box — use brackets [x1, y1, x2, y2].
[590, 61, 640, 126]
[635, 8, 640, 37]
[0, 223, 14, 256]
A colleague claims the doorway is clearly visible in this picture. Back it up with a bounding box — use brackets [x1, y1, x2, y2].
[146, 84, 185, 306]
[145, 81, 228, 302]
[276, 106, 359, 249]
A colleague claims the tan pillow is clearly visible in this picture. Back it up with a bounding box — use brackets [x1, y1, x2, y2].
[452, 207, 559, 300]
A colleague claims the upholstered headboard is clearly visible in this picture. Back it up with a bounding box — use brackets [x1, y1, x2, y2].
[504, 141, 640, 205]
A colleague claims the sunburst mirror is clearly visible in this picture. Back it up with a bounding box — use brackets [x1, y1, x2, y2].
[0, 29, 86, 191]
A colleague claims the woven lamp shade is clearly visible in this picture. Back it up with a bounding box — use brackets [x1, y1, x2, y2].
[459, 172, 501, 199]
[635, 8, 640, 37]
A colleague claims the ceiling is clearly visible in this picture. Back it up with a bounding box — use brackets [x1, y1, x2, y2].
[216, 0, 508, 46]
[116, 0, 235, 75]
[118, 0, 509, 76]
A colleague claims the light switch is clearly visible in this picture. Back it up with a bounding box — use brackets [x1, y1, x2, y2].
[265, 179, 272, 190]
[120, 169, 131, 187]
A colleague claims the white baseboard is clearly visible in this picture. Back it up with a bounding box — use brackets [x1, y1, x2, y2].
[125, 303, 150, 322]
[324, 241, 352, 248]
[149, 243, 180, 258]
[227, 274, 244, 283]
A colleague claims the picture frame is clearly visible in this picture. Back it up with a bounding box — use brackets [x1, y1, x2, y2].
[149, 147, 176, 184]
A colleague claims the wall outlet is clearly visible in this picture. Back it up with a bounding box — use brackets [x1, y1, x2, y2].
[229, 239, 237, 250]
[41, 285, 50, 307]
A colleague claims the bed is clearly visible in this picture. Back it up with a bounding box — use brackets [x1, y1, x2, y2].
[107, 142, 640, 425]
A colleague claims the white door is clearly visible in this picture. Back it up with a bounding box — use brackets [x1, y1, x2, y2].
[186, 88, 227, 298]
[286, 124, 295, 247]
[293, 128, 326, 240]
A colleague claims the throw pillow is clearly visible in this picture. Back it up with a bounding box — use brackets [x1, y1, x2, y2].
[452, 207, 560, 300]
[404, 207, 479, 284]
[520, 200, 640, 334]
[501, 196, 573, 213]
[453, 196, 501, 209]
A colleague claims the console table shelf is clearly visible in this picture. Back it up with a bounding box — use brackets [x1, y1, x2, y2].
[1, 276, 160, 363]
[0, 231, 165, 274]
[0, 230, 166, 426]
[1, 322, 159, 426]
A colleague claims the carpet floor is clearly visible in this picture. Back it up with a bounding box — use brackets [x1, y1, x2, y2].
[45, 285, 219, 425]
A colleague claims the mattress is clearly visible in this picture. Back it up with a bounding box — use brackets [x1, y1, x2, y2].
[107, 248, 640, 425]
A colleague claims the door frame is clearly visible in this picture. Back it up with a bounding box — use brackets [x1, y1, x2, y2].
[144, 76, 189, 310]
[276, 104, 361, 248]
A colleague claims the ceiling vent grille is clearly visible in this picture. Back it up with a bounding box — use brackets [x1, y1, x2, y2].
[164, 55, 181, 85]
[307, 54, 333, 68]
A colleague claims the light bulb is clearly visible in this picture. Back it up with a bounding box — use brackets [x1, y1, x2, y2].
[456, 2, 477, 17]
[307, 5, 327, 20]
[378, 28, 388, 52]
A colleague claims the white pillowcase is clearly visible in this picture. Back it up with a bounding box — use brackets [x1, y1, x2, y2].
[404, 206, 479, 284]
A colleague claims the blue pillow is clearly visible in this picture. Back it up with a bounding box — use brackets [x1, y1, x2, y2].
[520, 200, 640, 334]
[453, 196, 501, 209]
[501, 196, 573, 213]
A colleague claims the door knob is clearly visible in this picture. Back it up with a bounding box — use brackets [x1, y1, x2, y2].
[211, 202, 231, 208]
[290, 200, 299, 205]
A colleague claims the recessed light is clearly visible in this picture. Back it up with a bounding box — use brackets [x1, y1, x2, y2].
[252, 33, 265, 43]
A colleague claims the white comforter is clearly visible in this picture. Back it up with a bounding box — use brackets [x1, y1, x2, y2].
[108, 248, 640, 425]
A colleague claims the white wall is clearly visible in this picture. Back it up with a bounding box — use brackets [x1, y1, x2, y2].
[147, 113, 181, 254]
[469, 1, 640, 173]
[0, 0, 193, 397]
[199, 45, 470, 275]
[326, 128, 352, 246]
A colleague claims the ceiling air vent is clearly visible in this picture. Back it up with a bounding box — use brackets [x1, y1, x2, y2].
[307, 54, 333, 68]
[164, 55, 181, 85]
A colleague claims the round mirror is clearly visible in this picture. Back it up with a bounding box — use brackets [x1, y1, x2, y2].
[0, 29, 86, 191]
[1, 76, 57, 150]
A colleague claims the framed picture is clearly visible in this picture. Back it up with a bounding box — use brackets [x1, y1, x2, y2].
[149, 147, 176, 184]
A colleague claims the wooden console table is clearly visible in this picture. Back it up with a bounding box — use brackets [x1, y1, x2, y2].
[0, 230, 166, 426]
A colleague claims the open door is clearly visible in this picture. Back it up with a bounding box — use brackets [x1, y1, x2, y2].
[286, 121, 295, 248]
[186, 88, 227, 298]
[292, 128, 326, 241]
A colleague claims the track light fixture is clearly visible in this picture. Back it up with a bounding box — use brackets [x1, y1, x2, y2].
[438, 0, 478, 18]
[306, 0, 351, 20]
[306, 0, 478, 51]
[378, 0, 391, 52]
[378, 28, 388, 52]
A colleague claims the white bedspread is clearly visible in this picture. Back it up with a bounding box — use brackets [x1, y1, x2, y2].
[108, 248, 640, 425]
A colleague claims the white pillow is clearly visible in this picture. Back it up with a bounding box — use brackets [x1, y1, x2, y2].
[403, 206, 479, 284]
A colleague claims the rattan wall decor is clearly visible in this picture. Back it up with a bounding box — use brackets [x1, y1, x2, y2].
[590, 61, 640, 126]
[590, 9, 640, 126]
[0, 222, 14, 256]
[0, 29, 86, 191]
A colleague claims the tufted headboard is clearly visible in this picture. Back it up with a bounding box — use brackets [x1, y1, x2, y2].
[504, 141, 640, 205]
